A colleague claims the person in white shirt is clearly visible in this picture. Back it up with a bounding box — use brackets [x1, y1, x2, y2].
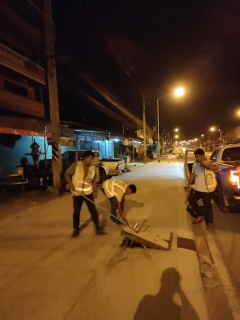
[102, 179, 137, 224]
[187, 149, 219, 229]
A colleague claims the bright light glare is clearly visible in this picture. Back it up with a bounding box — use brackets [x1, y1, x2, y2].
[175, 135, 179, 138]
[174, 128, 179, 132]
[174, 87, 184, 97]
[210, 127, 215, 132]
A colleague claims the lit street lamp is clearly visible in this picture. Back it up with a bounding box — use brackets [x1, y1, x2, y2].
[157, 87, 184, 162]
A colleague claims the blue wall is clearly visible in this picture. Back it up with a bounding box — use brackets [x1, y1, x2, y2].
[0, 135, 74, 177]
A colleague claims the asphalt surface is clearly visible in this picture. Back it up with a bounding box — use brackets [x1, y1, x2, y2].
[0, 158, 211, 320]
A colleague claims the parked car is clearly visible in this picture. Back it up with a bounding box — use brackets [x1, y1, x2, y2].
[184, 145, 240, 212]
[40, 149, 124, 185]
[146, 150, 158, 159]
[99, 157, 125, 182]
[173, 147, 183, 158]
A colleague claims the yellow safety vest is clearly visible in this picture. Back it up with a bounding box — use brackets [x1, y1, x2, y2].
[103, 179, 127, 199]
[72, 161, 95, 195]
[192, 161, 217, 192]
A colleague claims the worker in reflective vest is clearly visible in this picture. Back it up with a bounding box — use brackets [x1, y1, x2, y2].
[102, 179, 137, 224]
[187, 148, 219, 229]
[65, 150, 106, 237]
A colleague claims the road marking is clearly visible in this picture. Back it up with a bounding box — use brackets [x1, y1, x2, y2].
[206, 231, 240, 320]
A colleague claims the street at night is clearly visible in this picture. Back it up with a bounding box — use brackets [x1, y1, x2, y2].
[1, 1, 240, 319]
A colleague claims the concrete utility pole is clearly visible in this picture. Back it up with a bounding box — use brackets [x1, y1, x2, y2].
[44, 0, 62, 190]
[142, 93, 147, 162]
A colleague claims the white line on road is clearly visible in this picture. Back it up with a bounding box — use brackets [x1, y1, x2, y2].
[206, 231, 240, 320]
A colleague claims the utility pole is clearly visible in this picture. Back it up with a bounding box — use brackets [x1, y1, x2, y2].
[44, 0, 62, 190]
[157, 98, 160, 162]
[142, 93, 147, 162]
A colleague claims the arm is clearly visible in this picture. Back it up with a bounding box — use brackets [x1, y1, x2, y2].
[64, 162, 76, 190]
[64, 171, 75, 190]
[201, 161, 219, 172]
[117, 201, 125, 220]
[121, 196, 125, 212]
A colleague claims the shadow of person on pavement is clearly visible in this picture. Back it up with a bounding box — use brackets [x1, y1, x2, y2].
[134, 268, 200, 320]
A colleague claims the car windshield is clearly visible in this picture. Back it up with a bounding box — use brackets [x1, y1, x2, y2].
[222, 147, 240, 161]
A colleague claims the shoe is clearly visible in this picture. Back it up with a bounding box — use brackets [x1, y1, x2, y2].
[96, 228, 106, 236]
[72, 229, 80, 237]
[206, 223, 213, 230]
[193, 218, 203, 224]
[110, 218, 122, 225]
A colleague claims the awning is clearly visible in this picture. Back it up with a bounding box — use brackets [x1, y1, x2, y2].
[0, 126, 51, 137]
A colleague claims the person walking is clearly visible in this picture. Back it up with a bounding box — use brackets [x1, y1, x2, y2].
[187, 149, 219, 229]
[64, 150, 106, 237]
[101, 179, 137, 224]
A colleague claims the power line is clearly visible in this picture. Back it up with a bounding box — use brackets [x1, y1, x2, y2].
[58, 77, 137, 129]
[65, 60, 143, 126]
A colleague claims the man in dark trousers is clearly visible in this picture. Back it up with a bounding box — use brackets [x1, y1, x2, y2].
[102, 179, 137, 224]
[187, 149, 219, 229]
[65, 150, 106, 237]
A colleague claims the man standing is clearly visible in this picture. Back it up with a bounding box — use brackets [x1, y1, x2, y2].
[187, 149, 219, 229]
[65, 150, 106, 237]
[102, 179, 137, 224]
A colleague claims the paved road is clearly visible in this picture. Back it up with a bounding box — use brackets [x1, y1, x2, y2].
[205, 200, 240, 313]
[0, 160, 208, 320]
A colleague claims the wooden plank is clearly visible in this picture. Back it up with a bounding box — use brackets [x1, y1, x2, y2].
[121, 227, 171, 250]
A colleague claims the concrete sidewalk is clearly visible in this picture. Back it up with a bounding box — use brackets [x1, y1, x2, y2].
[0, 161, 209, 320]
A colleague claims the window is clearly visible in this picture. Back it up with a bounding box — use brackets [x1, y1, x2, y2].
[210, 149, 219, 162]
[222, 147, 240, 161]
[4, 81, 28, 97]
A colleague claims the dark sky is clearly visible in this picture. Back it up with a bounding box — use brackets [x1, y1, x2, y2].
[53, 0, 240, 140]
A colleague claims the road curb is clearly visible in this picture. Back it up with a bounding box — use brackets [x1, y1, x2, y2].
[192, 223, 234, 320]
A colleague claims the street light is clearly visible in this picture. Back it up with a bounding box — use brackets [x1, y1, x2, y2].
[174, 87, 185, 97]
[174, 128, 179, 132]
[175, 135, 179, 139]
[157, 87, 184, 162]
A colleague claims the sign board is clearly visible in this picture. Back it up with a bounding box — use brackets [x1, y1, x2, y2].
[0, 43, 46, 85]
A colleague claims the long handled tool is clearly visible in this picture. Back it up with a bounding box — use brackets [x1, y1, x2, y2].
[74, 192, 137, 233]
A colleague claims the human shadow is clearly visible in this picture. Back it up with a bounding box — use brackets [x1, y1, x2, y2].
[134, 268, 200, 320]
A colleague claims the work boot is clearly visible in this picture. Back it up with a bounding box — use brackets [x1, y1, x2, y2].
[110, 217, 122, 225]
[96, 227, 106, 236]
[72, 228, 80, 237]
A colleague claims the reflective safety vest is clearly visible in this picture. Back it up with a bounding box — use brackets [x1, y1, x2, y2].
[103, 179, 127, 199]
[72, 161, 95, 195]
[192, 161, 217, 193]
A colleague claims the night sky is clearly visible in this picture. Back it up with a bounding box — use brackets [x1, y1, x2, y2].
[53, 0, 240, 140]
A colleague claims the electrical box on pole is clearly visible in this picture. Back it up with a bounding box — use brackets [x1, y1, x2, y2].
[44, 0, 62, 190]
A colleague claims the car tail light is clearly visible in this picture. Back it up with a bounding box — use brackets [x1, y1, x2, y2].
[116, 163, 119, 170]
[230, 170, 240, 189]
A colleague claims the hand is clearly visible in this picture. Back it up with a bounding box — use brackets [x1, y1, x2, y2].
[93, 191, 98, 199]
[69, 183, 75, 191]
[187, 185, 191, 192]
[200, 160, 207, 167]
